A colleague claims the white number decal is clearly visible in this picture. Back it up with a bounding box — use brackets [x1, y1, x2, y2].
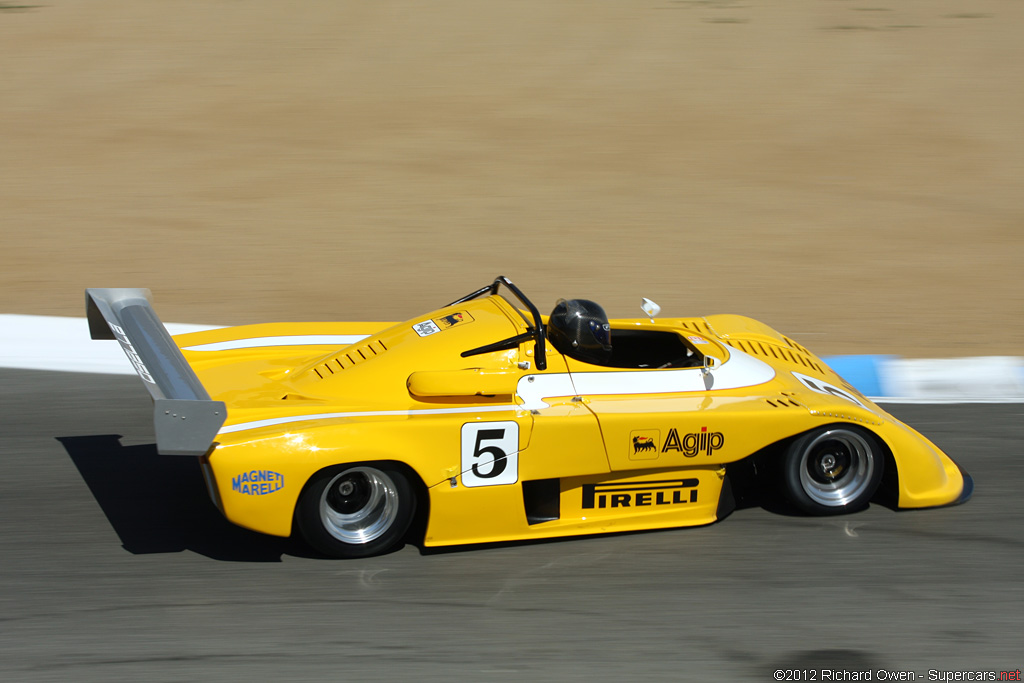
[461, 422, 519, 487]
[412, 320, 441, 337]
[792, 372, 867, 409]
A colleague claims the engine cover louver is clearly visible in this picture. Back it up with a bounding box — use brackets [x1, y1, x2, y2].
[721, 338, 826, 374]
[311, 339, 388, 379]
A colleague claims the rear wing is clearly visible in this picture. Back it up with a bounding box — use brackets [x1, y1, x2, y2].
[85, 288, 226, 456]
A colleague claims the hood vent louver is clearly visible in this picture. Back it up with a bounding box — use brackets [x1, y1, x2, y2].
[766, 397, 803, 408]
[723, 339, 825, 374]
[782, 336, 812, 355]
[311, 339, 388, 379]
[679, 320, 715, 335]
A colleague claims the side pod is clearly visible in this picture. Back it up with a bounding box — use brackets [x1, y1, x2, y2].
[85, 288, 226, 456]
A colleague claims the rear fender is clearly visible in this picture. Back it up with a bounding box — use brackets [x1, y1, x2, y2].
[206, 411, 527, 536]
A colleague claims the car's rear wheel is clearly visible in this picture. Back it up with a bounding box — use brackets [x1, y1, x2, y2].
[296, 463, 416, 558]
[781, 426, 885, 515]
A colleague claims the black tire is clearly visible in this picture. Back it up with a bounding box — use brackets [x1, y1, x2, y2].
[296, 463, 416, 558]
[781, 425, 885, 515]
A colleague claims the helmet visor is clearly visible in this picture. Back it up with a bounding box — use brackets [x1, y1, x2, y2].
[589, 320, 612, 351]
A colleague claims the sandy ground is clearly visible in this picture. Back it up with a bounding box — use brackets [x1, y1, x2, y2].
[1, 0, 1021, 357]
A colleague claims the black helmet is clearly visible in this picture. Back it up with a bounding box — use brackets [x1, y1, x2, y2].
[548, 299, 612, 364]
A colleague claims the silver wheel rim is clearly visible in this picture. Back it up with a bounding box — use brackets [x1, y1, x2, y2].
[798, 429, 876, 507]
[319, 467, 399, 545]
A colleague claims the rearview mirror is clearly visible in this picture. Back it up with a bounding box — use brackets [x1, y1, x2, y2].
[641, 298, 661, 320]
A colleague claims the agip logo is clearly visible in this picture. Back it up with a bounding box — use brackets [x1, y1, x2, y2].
[232, 470, 284, 496]
[631, 434, 658, 454]
[436, 311, 474, 330]
[629, 430, 660, 460]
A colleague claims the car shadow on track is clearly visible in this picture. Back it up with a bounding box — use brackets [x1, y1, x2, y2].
[58, 435, 902, 562]
[58, 434, 322, 562]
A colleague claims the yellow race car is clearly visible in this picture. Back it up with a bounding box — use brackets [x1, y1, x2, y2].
[86, 277, 971, 558]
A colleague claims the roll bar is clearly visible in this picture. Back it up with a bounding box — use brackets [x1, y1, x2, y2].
[448, 276, 548, 371]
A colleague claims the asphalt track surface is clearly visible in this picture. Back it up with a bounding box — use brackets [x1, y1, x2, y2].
[2, 369, 1021, 682]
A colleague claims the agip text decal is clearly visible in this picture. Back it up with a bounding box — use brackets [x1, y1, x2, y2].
[662, 426, 724, 457]
[582, 478, 699, 509]
[232, 470, 285, 496]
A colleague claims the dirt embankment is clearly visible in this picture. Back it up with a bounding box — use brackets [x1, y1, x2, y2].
[2, 1, 1021, 357]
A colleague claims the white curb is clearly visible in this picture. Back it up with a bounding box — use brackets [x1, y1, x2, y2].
[2, 314, 1022, 403]
[0, 314, 219, 376]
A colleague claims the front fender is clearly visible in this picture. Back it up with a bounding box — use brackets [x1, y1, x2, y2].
[792, 391, 968, 509]
[875, 418, 968, 509]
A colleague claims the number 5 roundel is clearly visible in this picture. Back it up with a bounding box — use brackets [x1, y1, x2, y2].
[460, 422, 519, 487]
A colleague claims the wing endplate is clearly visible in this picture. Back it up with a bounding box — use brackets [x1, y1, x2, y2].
[85, 288, 226, 455]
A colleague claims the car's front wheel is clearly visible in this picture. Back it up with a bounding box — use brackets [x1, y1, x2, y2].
[296, 463, 416, 558]
[781, 426, 885, 515]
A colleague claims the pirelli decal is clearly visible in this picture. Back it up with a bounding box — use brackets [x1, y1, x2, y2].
[582, 478, 699, 510]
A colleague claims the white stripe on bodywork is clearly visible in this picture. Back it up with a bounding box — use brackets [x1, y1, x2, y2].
[182, 335, 370, 352]
[516, 348, 775, 410]
[219, 403, 521, 435]
[514, 374, 577, 411]
[221, 349, 777, 434]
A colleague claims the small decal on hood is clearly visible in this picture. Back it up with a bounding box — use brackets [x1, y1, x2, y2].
[413, 320, 441, 337]
[436, 311, 474, 330]
[413, 311, 475, 337]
